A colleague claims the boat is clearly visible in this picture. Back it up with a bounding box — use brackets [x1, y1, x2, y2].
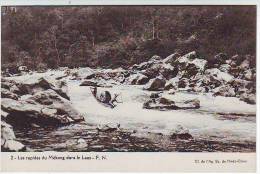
[90, 87, 116, 108]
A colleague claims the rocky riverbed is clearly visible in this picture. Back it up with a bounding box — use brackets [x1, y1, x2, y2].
[1, 51, 256, 152]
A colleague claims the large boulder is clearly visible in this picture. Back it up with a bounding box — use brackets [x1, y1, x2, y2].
[210, 53, 228, 68]
[170, 125, 193, 140]
[213, 85, 236, 97]
[126, 73, 149, 85]
[1, 121, 26, 152]
[164, 77, 179, 90]
[143, 97, 200, 110]
[143, 77, 166, 91]
[143, 97, 178, 110]
[18, 66, 29, 73]
[204, 68, 234, 83]
[1, 88, 19, 100]
[1, 90, 84, 127]
[16, 77, 70, 100]
[175, 99, 200, 109]
[80, 80, 100, 87]
[172, 51, 207, 78]
[162, 53, 181, 64]
[239, 93, 256, 105]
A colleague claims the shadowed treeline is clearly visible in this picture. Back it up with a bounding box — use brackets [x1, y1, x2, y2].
[1, 6, 256, 71]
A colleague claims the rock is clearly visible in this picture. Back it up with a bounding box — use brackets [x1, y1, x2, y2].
[143, 97, 200, 110]
[219, 64, 231, 73]
[126, 73, 149, 85]
[159, 97, 175, 105]
[77, 138, 86, 144]
[175, 99, 200, 109]
[131, 61, 152, 71]
[213, 85, 236, 97]
[239, 59, 250, 70]
[1, 90, 84, 127]
[1, 88, 19, 100]
[191, 86, 207, 93]
[162, 53, 181, 64]
[242, 69, 255, 81]
[168, 89, 176, 94]
[1, 121, 26, 152]
[205, 68, 234, 83]
[212, 53, 228, 67]
[181, 51, 198, 60]
[2, 140, 26, 152]
[172, 52, 206, 79]
[150, 92, 161, 99]
[143, 77, 166, 91]
[143, 99, 178, 110]
[178, 78, 189, 88]
[9, 84, 20, 94]
[150, 55, 162, 61]
[164, 78, 179, 90]
[97, 123, 120, 132]
[16, 77, 70, 100]
[79, 80, 100, 87]
[239, 93, 256, 104]
[1, 109, 9, 119]
[18, 66, 29, 73]
[1, 78, 17, 90]
[170, 125, 193, 140]
[1, 121, 16, 141]
[159, 63, 178, 79]
[142, 66, 160, 79]
[84, 73, 96, 79]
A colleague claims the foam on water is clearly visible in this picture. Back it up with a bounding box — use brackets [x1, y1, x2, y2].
[68, 81, 256, 143]
[6, 70, 256, 143]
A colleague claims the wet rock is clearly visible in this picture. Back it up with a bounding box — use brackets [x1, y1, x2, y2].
[143, 77, 166, 91]
[97, 123, 120, 132]
[170, 125, 193, 140]
[16, 77, 70, 100]
[84, 73, 96, 80]
[150, 55, 162, 61]
[1, 121, 26, 152]
[143, 97, 200, 110]
[219, 64, 231, 73]
[1, 78, 17, 90]
[168, 89, 176, 94]
[1, 90, 84, 127]
[176, 99, 200, 109]
[1, 88, 19, 100]
[1, 109, 9, 119]
[143, 98, 177, 110]
[18, 66, 29, 73]
[178, 78, 189, 88]
[150, 92, 161, 99]
[239, 93, 256, 104]
[210, 53, 228, 68]
[164, 78, 179, 90]
[79, 80, 100, 87]
[205, 68, 234, 83]
[239, 59, 250, 70]
[162, 53, 181, 64]
[213, 85, 236, 97]
[126, 73, 149, 85]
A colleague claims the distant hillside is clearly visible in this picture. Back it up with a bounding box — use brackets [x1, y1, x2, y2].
[1, 6, 256, 71]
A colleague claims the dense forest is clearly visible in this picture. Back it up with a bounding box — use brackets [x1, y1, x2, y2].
[1, 6, 256, 71]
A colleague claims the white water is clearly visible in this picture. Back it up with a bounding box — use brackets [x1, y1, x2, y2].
[68, 81, 256, 143]
[7, 70, 256, 143]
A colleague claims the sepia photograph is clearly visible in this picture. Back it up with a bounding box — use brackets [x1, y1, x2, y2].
[1, 4, 257, 155]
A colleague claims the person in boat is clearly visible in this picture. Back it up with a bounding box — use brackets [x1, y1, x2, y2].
[91, 87, 121, 107]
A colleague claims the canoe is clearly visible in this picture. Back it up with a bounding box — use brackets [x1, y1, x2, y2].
[90, 87, 116, 108]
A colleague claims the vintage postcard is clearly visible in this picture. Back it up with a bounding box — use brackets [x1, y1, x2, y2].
[0, 0, 258, 172]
